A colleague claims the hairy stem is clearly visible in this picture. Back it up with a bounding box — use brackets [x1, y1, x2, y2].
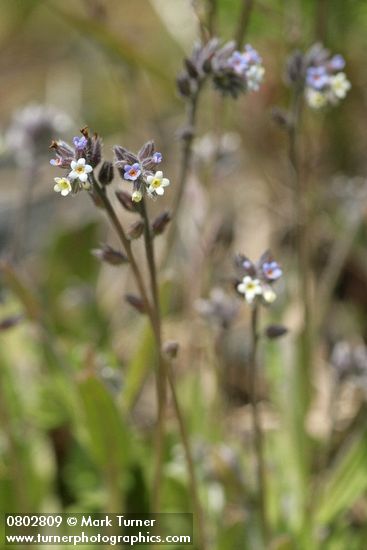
[173, 89, 201, 219]
[91, 176, 153, 319]
[249, 305, 268, 543]
[91, 177, 167, 511]
[140, 198, 206, 547]
[139, 198, 167, 512]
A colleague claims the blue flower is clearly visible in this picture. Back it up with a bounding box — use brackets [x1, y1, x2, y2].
[228, 51, 248, 74]
[329, 54, 345, 71]
[243, 44, 262, 64]
[306, 66, 329, 90]
[124, 163, 141, 181]
[153, 152, 162, 163]
[262, 261, 282, 281]
[73, 136, 88, 150]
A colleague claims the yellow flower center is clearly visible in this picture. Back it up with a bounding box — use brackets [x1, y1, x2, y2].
[76, 166, 84, 173]
[151, 178, 161, 188]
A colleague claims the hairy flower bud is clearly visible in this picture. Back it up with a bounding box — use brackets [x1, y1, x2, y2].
[152, 211, 171, 236]
[138, 140, 155, 161]
[265, 325, 288, 339]
[92, 245, 128, 265]
[127, 220, 144, 240]
[98, 161, 114, 185]
[125, 294, 146, 314]
[286, 51, 305, 85]
[0, 314, 23, 331]
[115, 190, 137, 212]
[89, 188, 105, 209]
[177, 73, 192, 98]
[271, 107, 291, 129]
[184, 58, 199, 79]
[163, 340, 180, 359]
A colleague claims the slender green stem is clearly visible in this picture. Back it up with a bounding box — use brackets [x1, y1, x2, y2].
[249, 305, 268, 543]
[235, 0, 255, 48]
[167, 366, 207, 550]
[206, 0, 218, 36]
[288, 86, 313, 396]
[139, 198, 167, 512]
[172, 89, 201, 220]
[90, 177, 167, 511]
[139, 198, 206, 547]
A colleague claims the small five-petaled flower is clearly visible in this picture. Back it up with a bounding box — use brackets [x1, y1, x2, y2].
[68, 158, 93, 187]
[54, 177, 72, 196]
[124, 163, 141, 181]
[146, 171, 170, 196]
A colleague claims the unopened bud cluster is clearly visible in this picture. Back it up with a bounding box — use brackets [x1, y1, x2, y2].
[177, 38, 265, 99]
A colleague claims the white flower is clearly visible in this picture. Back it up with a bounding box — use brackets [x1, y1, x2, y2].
[246, 64, 265, 91]
[132, 190, 143, 203]
[305, 88, 328, 109]
[146, 171, 170, 196]
[237, 276, 263, 304]
[329, 72, 351, 99]
[68, 158, 92, 187]
[54, 177, 72, 197]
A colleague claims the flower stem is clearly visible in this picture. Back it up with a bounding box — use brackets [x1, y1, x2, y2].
[288, 87, 313, 409]
[172, 88, 201, 219]
[287, 86, 313, 501]
[167, 366, 207, 550]
[235, 0, 255, 49]
[249, 305, 268, 543]
[90, 177, 167, 511]
[139, 198, 167, 512]
[90, 176, 153, 318]
[139, 198, 206, 548]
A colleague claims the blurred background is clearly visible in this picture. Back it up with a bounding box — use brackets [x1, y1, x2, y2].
[0, 0, 367, 548]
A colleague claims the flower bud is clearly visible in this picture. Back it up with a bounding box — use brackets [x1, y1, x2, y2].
[92, 245, 128, 265]
[177, 73, 192, 97]
[89, 188, 105, 209]
[125, 294, 146, 314]
[132, 190, 143, 203]
[127, 220, 144, 240]
[286, 51, 305, 85]
[163, 340, 179, 359]
[115, 190, 136, 212]
[265, 325, 288, 339]
[138, 140, 155, 161]
[271, 107, 290, 129]
[184, 58, 199, 79]
[0, 314, 23, 331]
[98, 161, 114, 185]
[152, 211, 171, 236]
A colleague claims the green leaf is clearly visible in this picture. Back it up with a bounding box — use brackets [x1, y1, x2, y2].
[78, 374, 130, 472]
[315, 428, 367, 525]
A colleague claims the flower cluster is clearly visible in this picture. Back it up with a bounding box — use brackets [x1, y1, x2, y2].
[177, 38, 264, 99]
[114, 141, 170, 202]
[49, 128, 102, 196]
[234, 251, 283, 305]
[212, 43, 265, 97]
[286, 44, 351, 110]
[305, 51, 351, 109]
